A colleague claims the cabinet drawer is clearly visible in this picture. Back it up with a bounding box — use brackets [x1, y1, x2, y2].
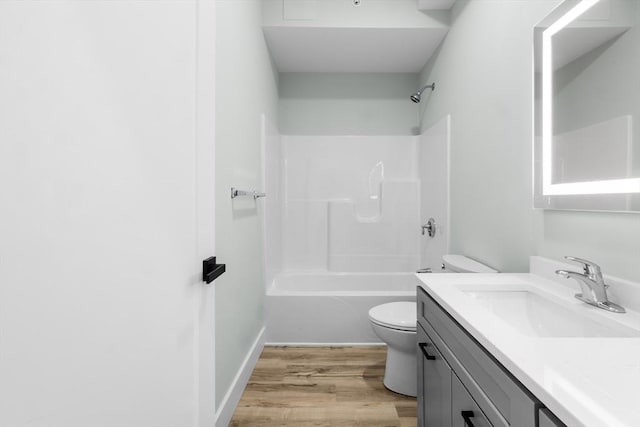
[418, 287, 539, 427]
[452, 374, 493, 427]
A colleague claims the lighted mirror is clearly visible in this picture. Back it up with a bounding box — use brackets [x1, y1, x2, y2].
[534, 0, 640, 211]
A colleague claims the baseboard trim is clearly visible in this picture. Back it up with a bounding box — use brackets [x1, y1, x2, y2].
[265, 342, 385, 347]
[215, 326, 266, 427]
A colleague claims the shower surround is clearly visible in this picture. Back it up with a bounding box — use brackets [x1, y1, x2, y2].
[262, 116, 450, 344]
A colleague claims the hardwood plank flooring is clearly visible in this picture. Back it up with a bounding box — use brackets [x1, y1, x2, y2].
[230, 346, 417, 427]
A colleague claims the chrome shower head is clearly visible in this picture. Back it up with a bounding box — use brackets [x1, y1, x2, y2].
[410, 83, 435, 103]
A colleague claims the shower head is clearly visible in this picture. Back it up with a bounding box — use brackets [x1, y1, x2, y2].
[410, 83, 435, 103]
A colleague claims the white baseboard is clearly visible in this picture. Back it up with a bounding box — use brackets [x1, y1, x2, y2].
[265, 342, 385, 347]
[215, 326, 266, 427]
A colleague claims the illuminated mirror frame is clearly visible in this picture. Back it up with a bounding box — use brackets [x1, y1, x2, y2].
[541, 0, 640, 196]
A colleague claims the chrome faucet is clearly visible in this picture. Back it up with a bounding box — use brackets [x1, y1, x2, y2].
[555, 256, 625, 313]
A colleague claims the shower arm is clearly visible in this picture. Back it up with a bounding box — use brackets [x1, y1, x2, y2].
[418, 83, 435, 93]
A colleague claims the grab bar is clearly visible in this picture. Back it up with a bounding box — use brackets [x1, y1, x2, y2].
[230, 187, 266, 200]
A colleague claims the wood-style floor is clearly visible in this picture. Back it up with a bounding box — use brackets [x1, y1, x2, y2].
[230, 346, 417, 427]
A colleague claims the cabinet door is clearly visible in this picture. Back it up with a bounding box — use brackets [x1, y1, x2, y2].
[418, 324, 452, 427]
[452, 374, 493, 427]
[539, 408, 566, 427]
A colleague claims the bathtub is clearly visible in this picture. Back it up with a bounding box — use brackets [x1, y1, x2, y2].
[265, 272, 419, 344]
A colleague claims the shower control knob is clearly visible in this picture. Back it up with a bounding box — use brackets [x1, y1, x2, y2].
[421, 218, 436, 238]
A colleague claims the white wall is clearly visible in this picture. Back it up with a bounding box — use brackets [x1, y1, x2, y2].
[535, 211, 640, 282]
[215, 0, 278, 412]
[419, 0, 560, 272]
[279, 73, 421, 135]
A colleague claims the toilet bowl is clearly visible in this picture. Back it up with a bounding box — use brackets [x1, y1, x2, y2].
[368, 301, 417, 396]
[368, 254, 497, 397]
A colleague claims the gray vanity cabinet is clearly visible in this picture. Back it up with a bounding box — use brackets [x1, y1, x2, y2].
[417, 286, 563, 427]
[417, 324, 452, 427]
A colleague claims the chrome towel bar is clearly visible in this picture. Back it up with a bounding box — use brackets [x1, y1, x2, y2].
[230, 187, 266, 200]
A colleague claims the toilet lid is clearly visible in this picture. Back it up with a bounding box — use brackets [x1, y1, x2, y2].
[368, 302, 416, 331]
[442, 254, 498, 273]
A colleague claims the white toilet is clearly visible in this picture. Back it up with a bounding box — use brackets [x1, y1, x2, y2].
[441, 254, 498, 273]
[368, 254, 497, 397]
[368, 301, 417, 396]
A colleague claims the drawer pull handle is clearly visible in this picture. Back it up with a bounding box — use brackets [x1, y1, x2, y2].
[461, 410, 475, 427]
[418, 342, 436, 360]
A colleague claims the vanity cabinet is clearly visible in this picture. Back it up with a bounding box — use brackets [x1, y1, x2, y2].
[417, 287, 566, 427]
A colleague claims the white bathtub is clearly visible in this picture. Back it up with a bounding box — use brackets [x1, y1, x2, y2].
[265, 272, 419, 344]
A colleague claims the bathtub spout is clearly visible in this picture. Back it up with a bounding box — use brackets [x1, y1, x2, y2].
[416, 268, 432, 274]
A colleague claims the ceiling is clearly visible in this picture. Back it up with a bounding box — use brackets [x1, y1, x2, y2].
[263, 26, 448, 73]
[416, 0, 457, 11]
[262, 0, 452, 73]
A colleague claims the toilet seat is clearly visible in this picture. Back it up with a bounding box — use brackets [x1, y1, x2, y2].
[368, 302, 416, 332]
[442, 254, 498, 273]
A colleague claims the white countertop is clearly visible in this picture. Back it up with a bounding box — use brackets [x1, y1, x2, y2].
[417, 265, 640, 427]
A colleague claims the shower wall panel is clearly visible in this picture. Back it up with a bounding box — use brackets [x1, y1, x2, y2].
[263, 116, 283, 286]
[419, 115, 450, 269]
[280, 135, 419, 273]
[328, 181, 420, 272]
[282, 200, 329, 271]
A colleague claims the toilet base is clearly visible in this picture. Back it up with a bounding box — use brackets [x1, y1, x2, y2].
[383, 344, 417, 397]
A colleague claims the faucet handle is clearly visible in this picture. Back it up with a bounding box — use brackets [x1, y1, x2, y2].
[565, 256, 600, 272]
[564, 256, 603, 278]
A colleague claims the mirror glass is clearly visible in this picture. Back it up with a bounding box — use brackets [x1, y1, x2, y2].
[534, 0, 640, 211]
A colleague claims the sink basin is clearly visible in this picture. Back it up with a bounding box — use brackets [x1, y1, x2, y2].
[463, 290, 640, 338]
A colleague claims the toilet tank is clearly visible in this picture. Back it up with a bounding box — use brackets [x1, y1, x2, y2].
[442, 254, 498, 273]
